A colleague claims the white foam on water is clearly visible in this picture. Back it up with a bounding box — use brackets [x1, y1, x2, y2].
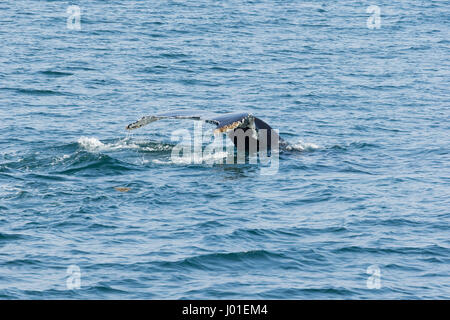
[152, 150, 229, 165]
[51, 154, 70, 165]
[77, 136, 106, 151]
[141, 145, 172, 152]
[0, 184, 24, 197]
[77, 136, 140, 152]
[286, 140, 320, 152]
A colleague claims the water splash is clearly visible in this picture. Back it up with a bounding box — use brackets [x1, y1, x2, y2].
[286, 140, 320, 152]
[77, 136, 139, 152]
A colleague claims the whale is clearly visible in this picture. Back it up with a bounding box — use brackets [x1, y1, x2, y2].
[126, 110, 287, 152]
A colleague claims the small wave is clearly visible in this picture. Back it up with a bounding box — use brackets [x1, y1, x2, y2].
[39, 70, 73, 77]
[138, 65, 169, 74]
[12, 88, 72, 96]
[158, 250, 285, 271]
[85, 284, 131, 296]
[52, 151, 136, 176]
[333, 244, 449, 256]
[261, 287, 357, 299]
[329, 142, 378, 152]
[0, 232, 26, 241]
[0, 185, 24, 198]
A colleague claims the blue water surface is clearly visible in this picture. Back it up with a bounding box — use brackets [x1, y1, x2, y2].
[0, 0, 449, 299]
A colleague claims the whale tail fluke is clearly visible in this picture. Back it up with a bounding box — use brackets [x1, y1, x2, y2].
[126, 110, 287, 151]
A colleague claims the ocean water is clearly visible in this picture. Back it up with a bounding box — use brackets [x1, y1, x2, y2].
[0, 0, 449, 299]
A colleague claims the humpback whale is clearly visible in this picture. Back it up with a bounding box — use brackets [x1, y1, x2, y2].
[126, 110, 287, 152]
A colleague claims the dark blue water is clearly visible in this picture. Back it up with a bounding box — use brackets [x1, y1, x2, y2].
[1, 0, 449, 299]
